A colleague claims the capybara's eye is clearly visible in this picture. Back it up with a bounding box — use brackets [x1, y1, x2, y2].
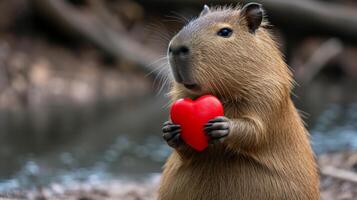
[217, 28, 233, 38]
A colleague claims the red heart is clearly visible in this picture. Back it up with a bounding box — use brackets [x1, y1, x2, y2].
[170, 95, 224, 151]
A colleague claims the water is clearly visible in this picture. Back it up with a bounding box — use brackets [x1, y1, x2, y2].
[0, 80, 356, 192]
[0, 135, 171, 193]
[0, 94, 172, 192]
[311, 103, 357, 154]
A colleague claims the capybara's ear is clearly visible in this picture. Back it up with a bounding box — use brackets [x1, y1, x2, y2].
[240, 3, 263, 33]
[199, 5, 210, 17]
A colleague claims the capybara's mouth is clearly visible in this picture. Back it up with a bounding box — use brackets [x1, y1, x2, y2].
[183, 83, 201, 93]
[184, 83, 197, 90]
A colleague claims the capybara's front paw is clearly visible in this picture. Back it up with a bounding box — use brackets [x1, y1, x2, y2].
[204, 116, 230, 145]
[162, 121, 183, 148]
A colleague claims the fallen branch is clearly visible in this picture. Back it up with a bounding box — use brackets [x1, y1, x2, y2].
[321, 166, 357, 183]
[296, 38, 343, 84]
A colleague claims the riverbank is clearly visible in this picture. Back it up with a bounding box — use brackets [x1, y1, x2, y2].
[2, 151, 357, 200]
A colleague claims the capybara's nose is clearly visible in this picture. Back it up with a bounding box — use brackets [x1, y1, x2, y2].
[168, 44, 191, 84]
[169, 45, 190, 57]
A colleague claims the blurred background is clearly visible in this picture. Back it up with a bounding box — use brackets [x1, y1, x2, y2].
[0, 0, 356, 199]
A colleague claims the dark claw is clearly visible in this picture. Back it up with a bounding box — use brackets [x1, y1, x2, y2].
[167, 133, 182, 148]
[162, 121, 183, 148]
[204, 122, 229, 131]
[205, 116, 230, 144]
[208, 116, 228, 123]
[162, 124, 180, 133]
[163, 121, 172, 126]
[206, 130, 229, 138]
[163, 128, 181, 140]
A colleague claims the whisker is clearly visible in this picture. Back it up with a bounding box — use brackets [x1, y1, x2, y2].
[166, 11, 190, 24]
[144, 23, 172, 43]
[163, 18, 186, 24]
[152, 63, 168, 86]
[145, 57, 168, 77]
[156, 63, 170, 82]
[148, 56, 168, 68]
[157, 72, 171, 95]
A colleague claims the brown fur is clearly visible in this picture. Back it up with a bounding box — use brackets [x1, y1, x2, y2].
[158, 5, 319, 200]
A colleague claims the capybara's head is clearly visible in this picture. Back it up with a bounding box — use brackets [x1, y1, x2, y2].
[168, 3, 292, 104]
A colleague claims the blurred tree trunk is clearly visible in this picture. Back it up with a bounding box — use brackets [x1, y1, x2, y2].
[137, 0, 357, 43]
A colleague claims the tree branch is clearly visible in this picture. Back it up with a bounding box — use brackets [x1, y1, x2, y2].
[32, 0, 165, 77]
